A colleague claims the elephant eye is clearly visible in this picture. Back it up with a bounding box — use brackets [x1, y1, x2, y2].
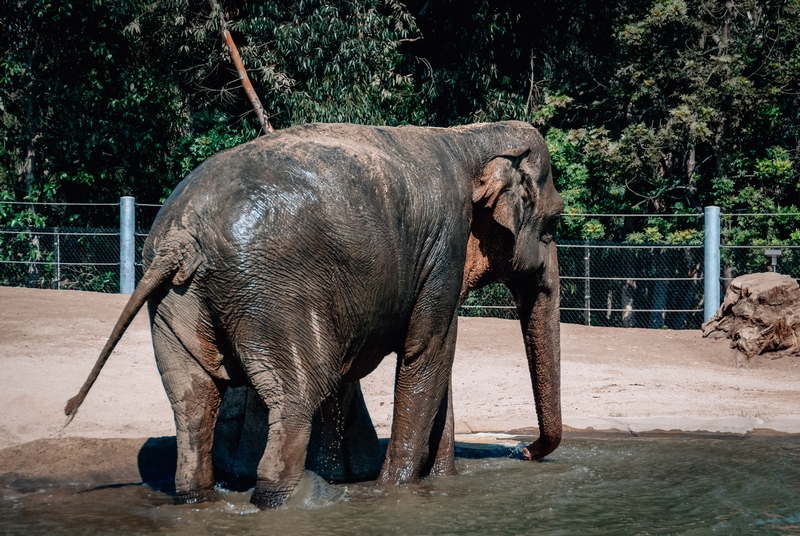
[540, 219, 557, 244]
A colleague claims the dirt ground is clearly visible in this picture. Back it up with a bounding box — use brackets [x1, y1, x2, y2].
[1, 286, 799, 487]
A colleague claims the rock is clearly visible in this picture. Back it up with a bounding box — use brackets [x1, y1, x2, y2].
[702, 272, 800, 359]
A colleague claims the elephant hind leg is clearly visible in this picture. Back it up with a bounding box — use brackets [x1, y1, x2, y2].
[250, 413, 313, 509]
[239, 347, 322, 509]
[340, 381, 383, 481]
[152, 314, 223, 504]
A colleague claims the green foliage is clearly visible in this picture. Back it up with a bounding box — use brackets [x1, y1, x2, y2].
[0, 0, 798, 251]
[609, 0, 800, 220]
[174, 110, 259, 195]
[0, 0, 187, 224]
[0, 0, 422, 225]
[3, 0, 799, 299]
[142, 0, 423, 127]
[459, 283, 515, 318]
[0, 182, 53, 288]
[582, 219, 605, 241]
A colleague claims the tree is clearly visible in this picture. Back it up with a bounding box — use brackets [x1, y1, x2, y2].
[0, 0, 422, 226]
[0, 0, 188, 219]
[1, 0, 798, 240]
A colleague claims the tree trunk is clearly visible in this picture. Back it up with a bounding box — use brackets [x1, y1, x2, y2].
[23, 51, 35, 197]
[702, 273, 800, 360]
[621, 247, 636, 328]
[686, 143, 698, 209]
[23, 51, 40, 287]
[713, 1, 734, 184]
[721, 1, 734, 53]
[650, 248, 668, 329]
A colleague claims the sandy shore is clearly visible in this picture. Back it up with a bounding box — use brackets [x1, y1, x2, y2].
[1, 286, 799, 488]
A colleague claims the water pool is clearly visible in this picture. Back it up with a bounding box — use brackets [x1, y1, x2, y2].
[2, 436, 799, 534]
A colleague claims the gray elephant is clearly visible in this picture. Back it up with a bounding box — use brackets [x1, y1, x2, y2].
[65, 121, 563, 509]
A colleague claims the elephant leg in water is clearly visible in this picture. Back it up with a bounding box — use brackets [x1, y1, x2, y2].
[307, 381, 384, 482]
[213, 379, 451, 486]
[149, 308, 223, 503]
[147, 276, 383, 504]
[213, 381, 383, 488]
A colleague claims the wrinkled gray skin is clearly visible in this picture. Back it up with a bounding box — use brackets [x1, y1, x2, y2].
[65, 121, 563, 509]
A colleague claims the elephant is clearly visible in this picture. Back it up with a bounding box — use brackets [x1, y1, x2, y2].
[64, 120, 564, 509]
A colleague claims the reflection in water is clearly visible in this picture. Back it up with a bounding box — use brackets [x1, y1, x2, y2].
[2, 437, 800, 534]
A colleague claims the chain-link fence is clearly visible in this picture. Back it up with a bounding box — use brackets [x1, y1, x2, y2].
[2, 202, 798, 329]
[0, 226, 122, 292]
[719, 213, 800, 291]
[722, 245, 800, 287]
[0, 202, 159, 293]
[457, 243, 705, 329]
[458, 212, 800, 328]
[558, 242, 704, 329]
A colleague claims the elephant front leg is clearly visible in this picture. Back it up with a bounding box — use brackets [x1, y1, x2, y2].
[423, 378, 457, 477]
[379, 312, 458, 485]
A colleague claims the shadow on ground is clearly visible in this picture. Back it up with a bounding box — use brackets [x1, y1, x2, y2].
[0, 435, 523, 496]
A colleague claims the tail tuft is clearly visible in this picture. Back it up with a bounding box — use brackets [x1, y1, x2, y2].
[63, 400, 79, 428]
[64, 396, 79, 418]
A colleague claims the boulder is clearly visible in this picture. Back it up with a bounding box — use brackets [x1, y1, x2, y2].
[702, 272, 800, 360]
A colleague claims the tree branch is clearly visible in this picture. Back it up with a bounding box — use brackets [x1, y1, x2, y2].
[208, 0, 274, 134]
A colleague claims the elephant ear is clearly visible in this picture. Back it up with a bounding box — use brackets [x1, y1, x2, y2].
[472, 148, 529, 234]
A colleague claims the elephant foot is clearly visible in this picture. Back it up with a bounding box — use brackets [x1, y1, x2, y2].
[377, 460, 418, 486]
[250, 483, 293, 510]
[174, 488, 216, 505]
[428, 458, 457, 477]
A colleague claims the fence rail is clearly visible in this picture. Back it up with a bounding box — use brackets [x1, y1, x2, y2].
[2, 200, 798, 329]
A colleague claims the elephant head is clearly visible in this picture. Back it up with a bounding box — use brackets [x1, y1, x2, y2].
[464, 134, 564, 460]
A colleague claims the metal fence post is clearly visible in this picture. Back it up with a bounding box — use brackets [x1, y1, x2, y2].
[120, 196, 136, 294]
[584, 241, 591, 326]
[703, 206, 721, 322]
[54, 227, 60, 290]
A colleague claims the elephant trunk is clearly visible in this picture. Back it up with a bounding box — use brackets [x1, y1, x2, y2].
[510, 242, 562, 460]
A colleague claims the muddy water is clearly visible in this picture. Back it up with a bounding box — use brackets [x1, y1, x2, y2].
[3, 437, 800, 535]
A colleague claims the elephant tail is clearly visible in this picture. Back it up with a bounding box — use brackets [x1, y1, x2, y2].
[63, 254, 177, 426]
